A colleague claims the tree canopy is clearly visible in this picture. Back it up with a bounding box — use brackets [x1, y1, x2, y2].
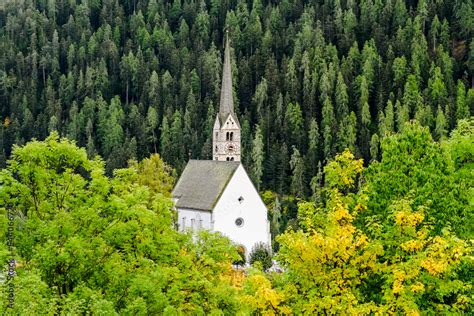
[0, 133, 242, 314]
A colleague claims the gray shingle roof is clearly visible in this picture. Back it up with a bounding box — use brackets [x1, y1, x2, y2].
[219, 31, 234, 116]
[172, 160, 240, 211]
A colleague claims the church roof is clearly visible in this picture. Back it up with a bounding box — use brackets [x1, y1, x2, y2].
[172, 160, 240, 211]
[218, 31, 237, 123]
[217, 33, 241, 128]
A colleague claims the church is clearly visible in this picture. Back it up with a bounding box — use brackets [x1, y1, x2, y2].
[172, 34, 271, 259]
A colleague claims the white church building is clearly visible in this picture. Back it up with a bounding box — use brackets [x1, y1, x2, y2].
[172, 33, 271, 258]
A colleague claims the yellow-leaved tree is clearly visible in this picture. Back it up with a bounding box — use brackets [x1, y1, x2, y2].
[275, 150, 383, 314]
[242, 149, 473, 314]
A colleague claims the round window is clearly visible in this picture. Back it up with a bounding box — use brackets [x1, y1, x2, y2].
[235, 217, 244, 227]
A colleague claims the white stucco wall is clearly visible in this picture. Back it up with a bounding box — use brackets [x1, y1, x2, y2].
[212, 164, 271, 259]
[176, 208, 212, 232]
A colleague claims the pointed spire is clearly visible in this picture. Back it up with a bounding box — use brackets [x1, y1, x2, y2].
[219, 30, 234, 116]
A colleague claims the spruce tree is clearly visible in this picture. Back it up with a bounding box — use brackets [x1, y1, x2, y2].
[251, 125, 264, 191]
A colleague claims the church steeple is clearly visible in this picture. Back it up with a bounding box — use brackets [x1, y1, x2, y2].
[212, 31, 241, 162]
[219, 30, 234, 117]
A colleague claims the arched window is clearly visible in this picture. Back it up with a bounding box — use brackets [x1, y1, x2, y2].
[215, 145, 218, 152]
[226, 157, 230, 161]
[230, 157, 234, 161]
[230, 132, 234, 141]
[226, 132, 230, 141]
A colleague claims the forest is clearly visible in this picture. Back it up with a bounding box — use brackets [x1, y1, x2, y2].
[0, 0, 473, 314]
[0, 0, 473, 189]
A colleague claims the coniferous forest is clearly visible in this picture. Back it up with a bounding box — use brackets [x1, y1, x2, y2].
[0, 0, 473, 314]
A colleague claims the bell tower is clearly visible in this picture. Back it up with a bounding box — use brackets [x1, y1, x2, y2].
[213, 31, 241, 162]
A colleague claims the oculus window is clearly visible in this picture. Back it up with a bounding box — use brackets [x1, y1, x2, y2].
[235, 217, 244, 227]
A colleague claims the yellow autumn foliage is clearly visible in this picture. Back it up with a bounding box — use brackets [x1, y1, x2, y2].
[242, 150, 473, 314]
[324, 149, 364, 189]
[394, 210, 425, 227]
[241, 273, 291, 315]
[401, 239, 426, 252]
[410, 282, 425, 293]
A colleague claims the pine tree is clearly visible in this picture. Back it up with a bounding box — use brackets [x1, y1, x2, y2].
[99, 97, 124, 157]
[271, 196, 282, 241]
[370, 133, 380, 162]
[290, 146, 305, 198]
[200, 102, 216, 160]
[302, 52, 314, 115]
[307, 118, 320, 177]
[321, 97, 336, 161]
[455, 80, 469, 121]
[277, 142, 290, 194]
[434, 106, 447, 141]
[253, 78, 268, 118]
[251, 125, 264, 191]
[428, 65, 447, 109]
[335, 72, 349, 119]
[183, 108, 196, 159]
[160, 116, 172, 163]
[120, 52, 139, 104]
[403, 74, 423, 116]
[170, 110, 185, 171]
[310, 161, 323, 204]
[338, 111, 358, 154]
[284, 102, 304, 151]
[392, 56, 407, 94]
[359, 75, 372, 160]
[429, 15, 441, 52]
[146, 106, 159, 153]
[396, 100, 410, 132]
[385, 100, 395, 135]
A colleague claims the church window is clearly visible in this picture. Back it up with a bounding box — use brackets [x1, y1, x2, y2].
[226, 157, 230, 161]
[215, 145, 218, 152]
[235, 217, 244, 227]
[215, 132, 218, 138]
[226, 132, 230, 140]
[196, 214, 202, 229]
[230, 132, 233, 141]
[230, 157, 234, 161]
[238, 196, 244, 203]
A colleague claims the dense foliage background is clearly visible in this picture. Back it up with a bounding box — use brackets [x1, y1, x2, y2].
[0, 0, 473, 188]
[0, 0, 473, 313]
